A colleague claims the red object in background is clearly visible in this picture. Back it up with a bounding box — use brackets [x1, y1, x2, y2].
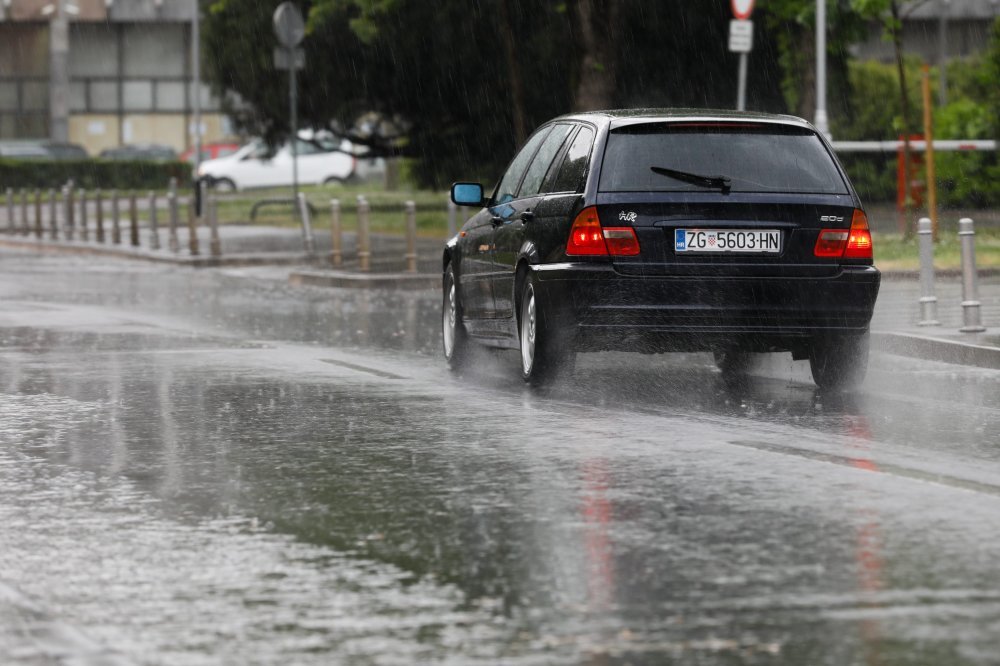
[180, 143, 240, 164]
[731, 0, 755, 20]
[896, 134, 925, 213]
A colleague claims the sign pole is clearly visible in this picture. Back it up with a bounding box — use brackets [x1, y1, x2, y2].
[273, 2, 306, 221]
[736, 52, 748, 111]
[814, 0, 830, 137]
[192, 0, 202, 181]
[729, 0, 754, 111]
[290, 53, 299, 216]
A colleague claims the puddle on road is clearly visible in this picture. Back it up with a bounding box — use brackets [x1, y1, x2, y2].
[0, 392, 509, 666]
[4, 354, 1000, 665]
[4, 256, 1000, 664]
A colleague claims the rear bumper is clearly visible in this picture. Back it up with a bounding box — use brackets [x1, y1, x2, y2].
[532, 262, 880, 353]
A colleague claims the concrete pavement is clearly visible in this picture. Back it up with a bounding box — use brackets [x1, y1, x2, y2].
[871, 276, 1000, 369]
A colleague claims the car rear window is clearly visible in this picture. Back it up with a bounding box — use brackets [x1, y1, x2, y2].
[599, 123, 848, 195]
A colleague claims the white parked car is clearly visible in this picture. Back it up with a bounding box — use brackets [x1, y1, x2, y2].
[197, 133, 356, 191]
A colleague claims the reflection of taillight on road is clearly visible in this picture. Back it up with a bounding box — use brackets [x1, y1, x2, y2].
[814, 209, 873, 260]
[845, 412, 884, 665]
[581, 460, 615, 611]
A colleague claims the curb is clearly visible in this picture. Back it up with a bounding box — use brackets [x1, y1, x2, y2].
[289, 269, 439, 290]
[880, 268, 1000, 280]
[872, 331, 1000, 370]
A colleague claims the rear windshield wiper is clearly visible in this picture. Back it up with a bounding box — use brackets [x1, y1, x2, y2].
[650, 166, 731, 193]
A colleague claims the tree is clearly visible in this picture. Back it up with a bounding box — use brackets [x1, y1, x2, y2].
[572, 0, 618, 110]
[203, 0, 787, 187]
[761, 0, 866, 122]
[987, 17, 1000, 139]
[851, 0, 933, 231]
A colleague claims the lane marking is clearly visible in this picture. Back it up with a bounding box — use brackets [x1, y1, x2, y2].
[318, 358, 407, 380]
[730, 439, 1000, 498]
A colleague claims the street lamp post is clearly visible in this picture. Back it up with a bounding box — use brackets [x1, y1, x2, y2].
[814, 0, 830, 138]
[192, 0, 202, 181]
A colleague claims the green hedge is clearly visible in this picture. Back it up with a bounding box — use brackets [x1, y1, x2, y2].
[833, 51, 999, 207]
[839, 154, 897, 205]
[0, 159, 191, 191]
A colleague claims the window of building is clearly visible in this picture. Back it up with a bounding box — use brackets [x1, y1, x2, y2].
[123, 80, 153, 111]
[122, 24, 186, 78]
[155, 81, 186, 112]
[89, 81, 119, 112]
[0, 83, 19, 112]
[21, 82, 47, 111]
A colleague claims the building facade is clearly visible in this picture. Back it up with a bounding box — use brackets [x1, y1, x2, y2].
[0, 0, 232, 155]
[855, 0, 999, 63]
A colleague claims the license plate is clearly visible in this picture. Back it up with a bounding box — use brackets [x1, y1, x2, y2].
[674, 229, 781, 254]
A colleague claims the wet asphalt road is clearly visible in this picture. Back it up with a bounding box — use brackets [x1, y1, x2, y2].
[2, 250, 1000, 665]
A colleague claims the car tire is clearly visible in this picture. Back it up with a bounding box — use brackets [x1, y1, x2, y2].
[322, 176, 345, 186]
[442, 264, 469, 371]
[713, 348, 751, 380]
[809, 332, 870, 391]
[213, 178, 237, 193]
[519, 273, 566, 386]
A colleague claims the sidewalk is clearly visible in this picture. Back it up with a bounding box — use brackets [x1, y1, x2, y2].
[0, 222, 446, 275]
[871, 276, 1000, 369]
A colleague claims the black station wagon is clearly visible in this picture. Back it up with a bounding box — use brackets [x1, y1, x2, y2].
[442, 110, 880, 389]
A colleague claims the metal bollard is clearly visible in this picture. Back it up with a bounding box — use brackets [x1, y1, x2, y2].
[357, 195, 371, 272]
[33, 190, 42, 239]
[187, 195, 200, 256]
[63, 187, 75, 241]
[111, 190, 121, 244]
[296, 191, 316, 256]
[917, 217, 939, 326]
[129, 192, 139, 247]
[48, 189, 58, 240]
[148, 191, 161, 250]
[20, 189, 29, 236]
[329, 198, 342, 266]
[958, 217, 986, 333]
[447, 199, 457, 238]
[404, 200, 417, 273]
[208, 194, 221, 257]
[167, 178, 180, 253]
[4, 188, 12, 234]
[78, 189, 88, 242]
[95, 189, 105, 243]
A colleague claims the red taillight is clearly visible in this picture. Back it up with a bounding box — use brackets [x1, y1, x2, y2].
[814, 230, 849, 257]
[566, 207, 608, 256]
[844, 209, 873, 259]
[814, 209, 873, 260]
[602, 227, 641, 256]
[566, 207, 641, 257]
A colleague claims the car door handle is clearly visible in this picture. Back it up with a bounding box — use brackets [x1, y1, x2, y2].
[518, 210, 535, 223]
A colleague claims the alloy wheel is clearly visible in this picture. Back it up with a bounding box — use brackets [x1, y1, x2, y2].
[443, 276, 457, 359]
[520, 284, 536, 376]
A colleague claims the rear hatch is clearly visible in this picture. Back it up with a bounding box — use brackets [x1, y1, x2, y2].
[596, 122, 860, 277]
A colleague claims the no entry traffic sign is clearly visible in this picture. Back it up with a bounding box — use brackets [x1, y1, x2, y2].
[731, 0, 755, 20]
[273, 2, 305, 48]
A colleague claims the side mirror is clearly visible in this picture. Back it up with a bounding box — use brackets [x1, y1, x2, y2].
[451, 182, 484, 207]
